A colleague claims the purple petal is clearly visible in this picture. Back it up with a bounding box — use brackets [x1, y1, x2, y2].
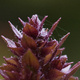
[0, 70, 9, 80]
[1, 35, 16, 48]
[27, 17, 31, 22]
[8, 21, 22, 39]
[64, 61, 80, 80]
[45, 17, 61, 40]
[18, 17, 26, 26]
[57, 32, 70, 48]
[55, 47, 65, 56]
[39, 16, 48, 31]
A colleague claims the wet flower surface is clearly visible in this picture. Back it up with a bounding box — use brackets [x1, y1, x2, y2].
[0, 14, 80, 80]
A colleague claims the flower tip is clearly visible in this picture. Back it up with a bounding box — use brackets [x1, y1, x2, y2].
[8, 21, 17, 32]
[56, 17, 61, 23]
[62, 47, 65, 50]
[18, 17, 26, 26]
[8, 21, 14, 27]
[27, 17, 30, 22]
[57, 32, 70, 48]
[64, 32, 70, 39]
[60, 17, 61, 19]
[61, 32, 70, 40]
[8, 21, 10, 24]
[1, 35, 5, 40]
[3, 56, 7, 61]
[71, 62, 74, 64]
[45, 15, 48, 18]
[8, 21, 13, 27]
[18, 17, 20, 19]
[3, 56, 6, 59]
[18, 17, 22, 22]
[1, 35, 8, 44]
[77, 61, 80, 66]
[67, 32, 70, 35]
[39, 15, 48, 31]
[8, 21, 22, 39]
[45, 17, 62, 40]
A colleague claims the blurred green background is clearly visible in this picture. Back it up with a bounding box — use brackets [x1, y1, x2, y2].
[0, 0, 80, 78]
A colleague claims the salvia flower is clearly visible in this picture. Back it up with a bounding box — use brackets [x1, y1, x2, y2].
[0, 14, 80, 80]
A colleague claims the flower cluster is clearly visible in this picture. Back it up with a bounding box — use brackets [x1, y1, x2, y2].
[0, 14, 80, 80]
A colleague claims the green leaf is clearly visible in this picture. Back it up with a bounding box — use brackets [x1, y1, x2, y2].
[22, 49, 40, 70]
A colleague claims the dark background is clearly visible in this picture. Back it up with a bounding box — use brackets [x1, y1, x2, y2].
[0, 0, 80, 78]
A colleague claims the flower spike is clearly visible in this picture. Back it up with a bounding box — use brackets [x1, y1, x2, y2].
[27, 17, 31, 22]
[0, 15, 79, 80]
